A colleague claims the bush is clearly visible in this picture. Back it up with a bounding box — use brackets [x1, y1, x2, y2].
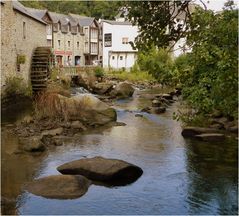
[175, 5, 238, 120]
[106, 68, 155, 83]
[94, 66, 104, 78]
[3, 76, 32, 97]
[137, 47, 174, 85]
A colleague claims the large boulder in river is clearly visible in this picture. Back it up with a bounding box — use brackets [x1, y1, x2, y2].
[110, 82, 135, 99]
[27, 175, 91, 199]
[58, 94, 117, 126]
[93, 82, 114, 95]
[57, 156, 143, 186]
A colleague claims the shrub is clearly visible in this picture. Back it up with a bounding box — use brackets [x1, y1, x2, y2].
[3, 76, 32, 97]
[105, 69, 155, 83]
[137, 47, 174, 85]
[94, 66, 104, 78]
[174, 4, 238, 120]
[17, 55, 26, 64]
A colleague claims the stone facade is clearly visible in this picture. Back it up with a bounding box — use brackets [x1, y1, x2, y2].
[1, 1, 47, 86]
[52, 20, 85, 66]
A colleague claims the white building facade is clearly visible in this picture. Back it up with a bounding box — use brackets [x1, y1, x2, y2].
[101, 20, 138, 70]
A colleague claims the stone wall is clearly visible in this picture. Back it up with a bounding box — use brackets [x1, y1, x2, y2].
[1, 1, 47, 87]
[1, 1, 16, 86]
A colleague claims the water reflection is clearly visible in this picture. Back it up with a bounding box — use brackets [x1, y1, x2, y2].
[185, 139, 238, 215]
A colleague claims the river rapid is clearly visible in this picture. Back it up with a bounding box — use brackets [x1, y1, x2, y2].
[1, 88, 238, 215]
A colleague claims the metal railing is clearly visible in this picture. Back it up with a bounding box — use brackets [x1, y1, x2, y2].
[58, 66, 97, 76]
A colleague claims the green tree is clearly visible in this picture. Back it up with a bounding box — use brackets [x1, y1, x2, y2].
[137, 47, 174, 85]
[127, 1, 192, 51]
[177, 3, 238, 118]
[21, 1, 123, 19]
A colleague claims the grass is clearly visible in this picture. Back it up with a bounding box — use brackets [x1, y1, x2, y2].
[105, 70, 156, 83]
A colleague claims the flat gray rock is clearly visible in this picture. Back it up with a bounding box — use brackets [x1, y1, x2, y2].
[181, 127, 221, 137]
[195, 133, 226, 141]
[27, 175, 91, 199]
[57, 156, 143, 186]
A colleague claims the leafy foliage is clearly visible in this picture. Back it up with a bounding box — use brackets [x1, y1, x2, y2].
[137, 47, 174, 85]
[127, 1, 192, 50]
[106, 69, 155, 83]
[94, 66, 104, 78]
[3, 76, 32, 97]
[20, 1, 123, 19]
[176, 4, 238, 119]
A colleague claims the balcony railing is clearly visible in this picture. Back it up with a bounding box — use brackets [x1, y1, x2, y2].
[58, 66, 97, 76]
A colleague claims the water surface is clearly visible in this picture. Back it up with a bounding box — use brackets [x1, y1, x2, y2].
[1, 89, 238, 215]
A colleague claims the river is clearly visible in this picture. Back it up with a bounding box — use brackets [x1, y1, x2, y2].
[1, 88, 238, 215]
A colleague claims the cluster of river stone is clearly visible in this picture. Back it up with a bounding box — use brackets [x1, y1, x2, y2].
[27, 156, 143, 199]
[9, 80, 237, 199]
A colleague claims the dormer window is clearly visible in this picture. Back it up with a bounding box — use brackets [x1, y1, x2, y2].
[58, 23, 61, 31]
[80, 27, 83, 34]
[68, 24, 71, 32]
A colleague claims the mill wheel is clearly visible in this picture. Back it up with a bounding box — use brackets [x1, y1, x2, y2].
[31, 47, 54, 92]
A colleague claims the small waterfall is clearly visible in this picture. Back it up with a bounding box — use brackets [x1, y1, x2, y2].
[71, 87, 90, 95]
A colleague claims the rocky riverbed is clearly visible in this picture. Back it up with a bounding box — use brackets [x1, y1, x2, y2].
[1, 84, 238, 215]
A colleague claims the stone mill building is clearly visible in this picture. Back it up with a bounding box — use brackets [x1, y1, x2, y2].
[1, 0, 48, 87]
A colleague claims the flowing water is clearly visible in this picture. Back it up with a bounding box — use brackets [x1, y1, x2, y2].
[1, 88, 238, 215]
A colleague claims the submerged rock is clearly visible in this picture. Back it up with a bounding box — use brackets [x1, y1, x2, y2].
[19, 136, 46, 152]
[110, 82, 135, 99]
[41, 127, 64, 136]
[57, 156, 143, 186]
[135, 113, 143, 117]
[151, 107, 166, 114]
[27, 175, 91, 199]
[161, 93, 173, 100]
[226, 125, 238, 134]
[152, 99, 161, 107]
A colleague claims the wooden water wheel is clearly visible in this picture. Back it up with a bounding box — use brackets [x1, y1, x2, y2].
[31, 47, 54, 92]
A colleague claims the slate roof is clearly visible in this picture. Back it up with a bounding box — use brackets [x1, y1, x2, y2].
[69, 13, 96, 27]
[102, 19, 133, 26]
[12, 1, 46, 25]
[25, 7, 48, 20]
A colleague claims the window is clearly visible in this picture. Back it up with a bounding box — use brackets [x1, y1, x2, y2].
[77, 41, 79, 49]
[68, 41, 70, 47]
[80, 26, 84, 34]
[104, 33, 112, 47]
[91, 42, 97, 53]
[17, 64, 20, 72]
[85, 42, 89, 53]
[112, 56, 115, 60]
[122, 37, 128, 44]
[84, 27, 89, 37]
[91, 28, 98, 39]
[120, 56, 123, 60]
[23, 22, 26, 39]
[58, 40, 61, 48]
